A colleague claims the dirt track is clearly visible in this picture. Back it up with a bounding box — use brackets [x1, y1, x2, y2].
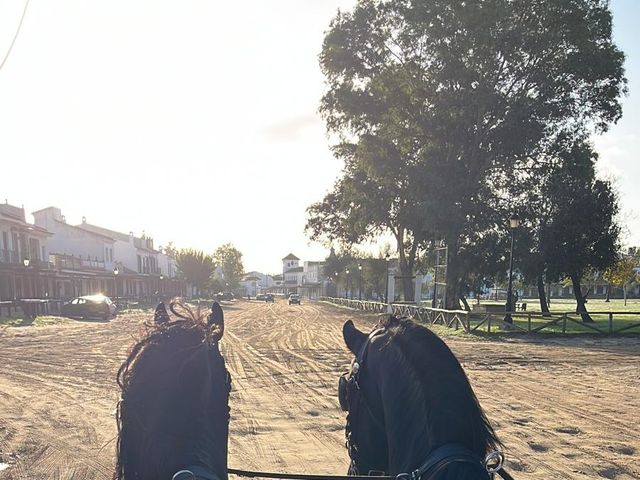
[0, 300, 638, 479]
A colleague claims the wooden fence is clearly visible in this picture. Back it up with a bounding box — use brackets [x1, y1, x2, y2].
[319, 297, 640, 334]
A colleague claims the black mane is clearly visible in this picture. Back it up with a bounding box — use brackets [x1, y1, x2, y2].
[114, 302, 230, 480]
[378, 316, 499, 455]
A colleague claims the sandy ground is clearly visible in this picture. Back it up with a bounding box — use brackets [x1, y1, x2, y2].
[0, 300, 638, 479]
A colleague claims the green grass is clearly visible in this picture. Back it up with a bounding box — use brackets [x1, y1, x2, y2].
[461, 298, 640, 334]
[0, 315, 67, 327]
[491, 297, 640, 314]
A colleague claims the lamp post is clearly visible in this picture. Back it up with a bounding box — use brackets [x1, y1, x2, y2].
[346, 268, 350, 299]
[358, 263, 363, 300]
[22, 258, 30, 298]
[504, 213, 520, 324]
[113, 267, 119, 300]
[384, 253, 390, 304]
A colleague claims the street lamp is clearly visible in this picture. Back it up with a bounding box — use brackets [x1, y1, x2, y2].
[358, 263, 363, 300]
[23, 258, 30, 267]
[113, 267, 119, 299]
[504, 213, 520, 324]
[384, 253, 390, 304]
[346, 268, 350, 299]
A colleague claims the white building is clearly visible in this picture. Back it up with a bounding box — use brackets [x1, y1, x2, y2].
[76, 220, 159, 276]
[33, 207, 115, 271]
[239, 271, 273, 296]
[0, 203, 53, 300]
[281, 253, 326, 298]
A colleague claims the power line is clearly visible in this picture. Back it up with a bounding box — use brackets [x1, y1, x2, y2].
[0, 0, 31, 72]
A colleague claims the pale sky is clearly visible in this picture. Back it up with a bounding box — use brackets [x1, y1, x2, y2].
[0, 0, 637, 274]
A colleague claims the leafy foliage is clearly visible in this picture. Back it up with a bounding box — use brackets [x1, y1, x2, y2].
[308, 0, 626, 308]
[175, 249, 215, 294]
[213, 244, 244, 289]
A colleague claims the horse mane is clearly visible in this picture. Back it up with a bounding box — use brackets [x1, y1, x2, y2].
[378, 316, 500, 455]
[114, 301, 230, 480]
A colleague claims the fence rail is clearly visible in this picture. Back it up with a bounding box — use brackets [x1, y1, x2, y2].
[319, 297, 640, 335]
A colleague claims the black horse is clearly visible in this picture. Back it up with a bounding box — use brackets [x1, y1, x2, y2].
[339, 316, 505, 480]
[114, 301, 231, 480]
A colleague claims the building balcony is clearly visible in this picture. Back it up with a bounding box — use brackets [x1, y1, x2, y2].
[0, 249, 20, 264]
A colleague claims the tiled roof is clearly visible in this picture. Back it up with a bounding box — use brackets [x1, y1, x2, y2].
[282, 253, 300, 261]
[77, 223, 130, 242]
[0, 212, 52, 236]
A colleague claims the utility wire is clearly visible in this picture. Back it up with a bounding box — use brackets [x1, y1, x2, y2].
[0, 0, 31, 72]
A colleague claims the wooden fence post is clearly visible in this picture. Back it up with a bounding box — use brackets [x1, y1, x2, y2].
[562, 314, 567, 334]
[527, 313, 531, 333]
[609, 313, 613, 334]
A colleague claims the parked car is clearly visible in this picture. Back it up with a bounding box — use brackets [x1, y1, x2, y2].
[61, 295, 116, 320]
[216, 292, 235, 301]
[255, 294, 266, 301]
[264, 293, 275, 303]
[288, 294, 301, 305]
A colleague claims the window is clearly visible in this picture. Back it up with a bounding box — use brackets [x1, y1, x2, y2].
[137, 255, 142, 273]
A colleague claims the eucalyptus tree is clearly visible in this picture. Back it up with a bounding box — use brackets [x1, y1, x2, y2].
[308, 0, 626, 308]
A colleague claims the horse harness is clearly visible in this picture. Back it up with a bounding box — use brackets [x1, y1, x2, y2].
[338, 328, 513, 480]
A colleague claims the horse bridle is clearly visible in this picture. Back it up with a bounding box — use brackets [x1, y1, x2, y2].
[338, 326, 513, 480]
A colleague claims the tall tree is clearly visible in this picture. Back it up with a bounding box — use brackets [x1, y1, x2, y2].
[213, 244, 244, 289]
[604, 255, 638, 306]
[310, 0, 626, 309]
[540, 141, 621, 321]
[175, 249, 215, 296]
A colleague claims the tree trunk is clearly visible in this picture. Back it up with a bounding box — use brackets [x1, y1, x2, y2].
[444, 242, 461, 310]
[605, 283, 611, 302]
[537, 274, 551, 317]
[624, 285, 627, 306]
[570, 273, 593, 322]
[397, 251, 415, 302]
[460, 295, 471, 312]
[394, 228, 416, 302]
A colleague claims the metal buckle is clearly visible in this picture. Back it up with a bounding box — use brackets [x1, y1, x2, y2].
[172, 470, 197, 480]
[484, 451, 504, 473]
[395, 473, 411, 480]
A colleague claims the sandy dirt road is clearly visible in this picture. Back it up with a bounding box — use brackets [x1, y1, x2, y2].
[0, 300, 638, 479]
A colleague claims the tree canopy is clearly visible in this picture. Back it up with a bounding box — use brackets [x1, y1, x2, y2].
[175, 249, 215, 295]
[308, 0, 626, 308]
[213, 243, 245, 289]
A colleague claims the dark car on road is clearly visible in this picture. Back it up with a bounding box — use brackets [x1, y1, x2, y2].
[61, 295, 116, 320]
[216, 292, 235, 301]
[288, 294, 301, 305]
[264, 294, 275, 303]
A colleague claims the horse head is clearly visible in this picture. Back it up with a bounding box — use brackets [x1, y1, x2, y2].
[115, 300, 231, 480]
[340, 316, 500, 479]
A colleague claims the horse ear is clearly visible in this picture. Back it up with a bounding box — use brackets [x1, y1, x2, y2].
[208, 301, 224, 338]
[154, 302, 170, 324]
[343, 320, 366, 355]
